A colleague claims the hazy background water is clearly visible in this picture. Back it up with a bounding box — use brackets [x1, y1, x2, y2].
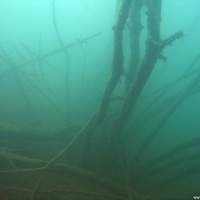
[0, 0, 199, 125]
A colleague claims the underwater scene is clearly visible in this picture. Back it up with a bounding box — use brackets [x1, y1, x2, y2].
[0, 0, 200, 199]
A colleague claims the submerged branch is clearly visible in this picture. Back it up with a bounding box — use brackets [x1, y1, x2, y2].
[19, 32, 101, 71]
[132, 65, 200, 165]
[118, 0, 183, 131]
[0, 151, 143, 199]
[52, 0, 71, 122]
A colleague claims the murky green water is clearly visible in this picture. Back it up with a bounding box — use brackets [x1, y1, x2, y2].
[0, 1, 200, 199]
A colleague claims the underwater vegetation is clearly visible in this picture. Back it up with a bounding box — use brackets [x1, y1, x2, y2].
[0, 0, 200, 199]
